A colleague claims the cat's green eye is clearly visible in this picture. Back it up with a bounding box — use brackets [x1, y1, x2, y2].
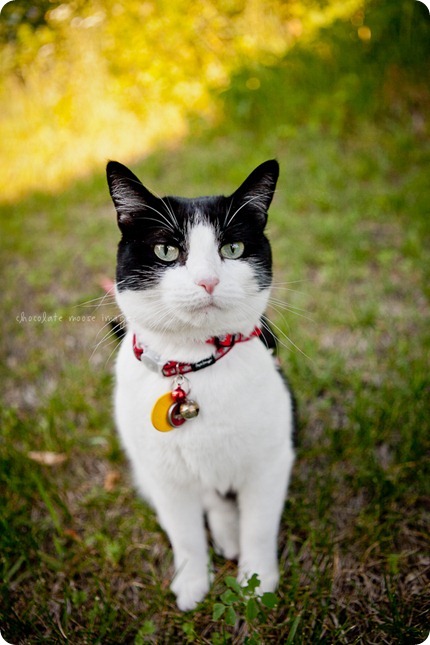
[220, 242, 245, 260]
[154, 244, 180, 262]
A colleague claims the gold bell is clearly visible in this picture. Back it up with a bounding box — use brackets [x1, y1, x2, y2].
[179, 400, 200, 420]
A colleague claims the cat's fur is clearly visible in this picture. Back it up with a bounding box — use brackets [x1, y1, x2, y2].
[106, 160, 295, 611]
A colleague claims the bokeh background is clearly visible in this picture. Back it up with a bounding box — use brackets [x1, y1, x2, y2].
[1, 0, 429, 200]
[1, 1, 429, 643]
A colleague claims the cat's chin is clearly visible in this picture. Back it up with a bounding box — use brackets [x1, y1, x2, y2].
[145, 306, 257, 341]
[165, 304, 227, 332]
[186, 302, 223, 323]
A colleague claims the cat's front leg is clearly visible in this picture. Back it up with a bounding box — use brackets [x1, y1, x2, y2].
[238, 450, 294, 593]
[153, 485, 210, 611]
[203, 489, 240, 560]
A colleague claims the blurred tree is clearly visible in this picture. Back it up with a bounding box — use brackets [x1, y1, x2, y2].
[0, 0, 428, 199]
[220, 0, 430, 135]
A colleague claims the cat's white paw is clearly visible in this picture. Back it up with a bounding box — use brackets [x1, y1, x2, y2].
[238, 564, 279, 594]
[258, 568, 279, 594]
[171, 574, 210, 612]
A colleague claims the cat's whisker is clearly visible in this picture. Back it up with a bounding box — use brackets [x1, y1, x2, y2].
[76, 278, 132, 315]
[224, 197, 234, 227]
[118, 267, 169, 290]
[269, 285, 308, 296]
[79, 299, 118, 311]
[152, 191, 181, 232]
[224, 286, 311, 319]
[271, 279, 309, 286]
[94, 312, 124, 340]
[90, 315, 125, 360]
[135, 216, 176, 232]
[133, 202, 177, 233]
[92, 312, 128, 366]
[224, 193, 270, 229]
[78, 294, 115, 307]
[124, 174, 179, 231]
[90, 330, 119, 361]
[236, 300, 312, 362]
[102, 333, 125, 367]
[261, 313, 312, 362]
[266, 299, 314, 323]
[104, 345, 121, 368]
[76, 285, 117, 310]
[113, 278, 129, 291]
[97, 326, 124, 350]
[96, 314, 121, 344]
[224, 195, 256, 229]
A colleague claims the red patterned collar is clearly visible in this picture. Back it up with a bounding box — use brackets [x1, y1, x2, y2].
[133, 327, 261, 377]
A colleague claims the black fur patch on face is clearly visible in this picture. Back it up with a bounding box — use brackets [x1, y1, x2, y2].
[106, 160, 278, 292]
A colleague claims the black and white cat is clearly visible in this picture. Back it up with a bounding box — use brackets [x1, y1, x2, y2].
[106, 159, 295, 611]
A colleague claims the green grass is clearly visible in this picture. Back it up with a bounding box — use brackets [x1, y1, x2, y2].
[1, 123, 429, 644]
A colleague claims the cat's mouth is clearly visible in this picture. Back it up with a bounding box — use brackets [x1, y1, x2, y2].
[183, 293, 226, 317]
[188, 299, 221, 313]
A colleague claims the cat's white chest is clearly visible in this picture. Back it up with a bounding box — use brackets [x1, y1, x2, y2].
[114, 332, 292, 495]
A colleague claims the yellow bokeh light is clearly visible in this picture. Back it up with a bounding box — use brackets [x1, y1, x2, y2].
[246, 77, 261, 90]
[358, 25, 372, 41]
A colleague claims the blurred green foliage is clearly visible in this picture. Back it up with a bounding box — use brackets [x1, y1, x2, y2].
[0, 0, 429, 200]
[222, 0, 430, 136]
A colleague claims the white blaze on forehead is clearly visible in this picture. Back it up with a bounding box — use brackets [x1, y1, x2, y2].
[186, 222, 221, 284]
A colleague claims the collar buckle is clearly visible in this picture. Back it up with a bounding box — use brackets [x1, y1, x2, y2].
[133, 334, 163, 373]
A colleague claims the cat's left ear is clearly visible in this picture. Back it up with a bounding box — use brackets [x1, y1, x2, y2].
[230, 160, 279, 227]
[106, 160, 158, 230]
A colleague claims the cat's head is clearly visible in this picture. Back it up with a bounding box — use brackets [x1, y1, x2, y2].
[106, 160, 279, 341]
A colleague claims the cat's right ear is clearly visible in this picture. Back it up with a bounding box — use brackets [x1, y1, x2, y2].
[230, 159, 279, 229]
[106, 161, 156, 230]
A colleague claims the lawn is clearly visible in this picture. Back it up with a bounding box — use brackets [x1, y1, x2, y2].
[1, 119, 429, 644]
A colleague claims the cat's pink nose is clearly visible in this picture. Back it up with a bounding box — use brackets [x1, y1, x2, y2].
[197, 277, 219, 295]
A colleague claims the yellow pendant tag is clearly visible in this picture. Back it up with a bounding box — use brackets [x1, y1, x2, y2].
[151, 392, 175, 432]
[151, 377, 199, 432]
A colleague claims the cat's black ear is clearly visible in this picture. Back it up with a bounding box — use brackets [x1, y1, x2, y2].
[230, 160, 279, 227]
[106, 161, 157, 230]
